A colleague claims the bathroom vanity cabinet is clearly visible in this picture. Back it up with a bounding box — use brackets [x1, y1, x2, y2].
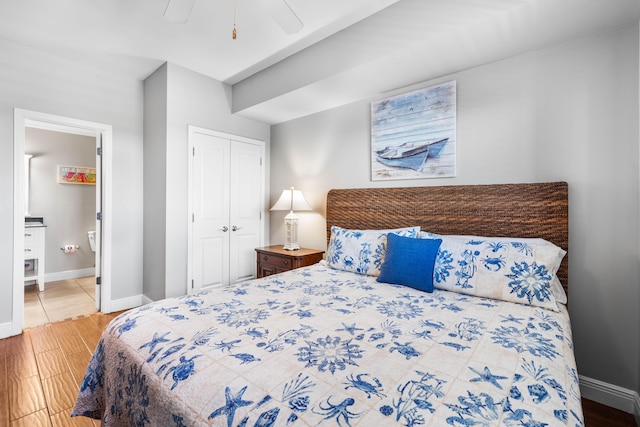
[24, 219, 46, 291]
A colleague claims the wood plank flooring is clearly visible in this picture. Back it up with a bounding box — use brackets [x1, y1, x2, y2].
[1, 311, 637, 426]
[583, 398, 638, 427]
[0, 311, 123, 426]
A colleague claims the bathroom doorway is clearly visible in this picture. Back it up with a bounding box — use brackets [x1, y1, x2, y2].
[24, 127, 97, 327]
[13, 109, 113, 335]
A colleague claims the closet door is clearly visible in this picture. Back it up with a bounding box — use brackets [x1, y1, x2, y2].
[192, 132, 230, 291]
[229, 140, 262, 284]
[190, 127, 264, 293]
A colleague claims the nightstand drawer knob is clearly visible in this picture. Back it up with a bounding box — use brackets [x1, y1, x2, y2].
[282, 260, 289, 265]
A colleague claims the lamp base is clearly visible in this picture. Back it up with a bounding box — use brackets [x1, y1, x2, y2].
[283, 212, 300, 251]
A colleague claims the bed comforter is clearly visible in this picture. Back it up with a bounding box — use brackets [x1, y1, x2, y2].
[73, 262, 583, 426]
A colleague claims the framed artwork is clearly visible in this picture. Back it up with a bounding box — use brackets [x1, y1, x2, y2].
[57, 165, 96, 185]
[371, 80, 456, 181]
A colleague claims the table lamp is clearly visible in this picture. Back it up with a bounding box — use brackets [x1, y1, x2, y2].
[270, 187, 312, 250]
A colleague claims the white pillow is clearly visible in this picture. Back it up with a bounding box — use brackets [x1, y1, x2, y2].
[326, 226, 420, 276]
[419, 232, 566, 311]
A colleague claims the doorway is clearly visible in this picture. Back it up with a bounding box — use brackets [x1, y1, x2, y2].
[12, 109, 113, 335]
[24, 127, 97, 327]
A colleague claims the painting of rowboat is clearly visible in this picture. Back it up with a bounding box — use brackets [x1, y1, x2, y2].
[371, 81, 456, 180]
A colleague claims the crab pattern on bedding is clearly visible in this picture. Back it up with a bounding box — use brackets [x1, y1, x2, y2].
[73, 262, 583, 426]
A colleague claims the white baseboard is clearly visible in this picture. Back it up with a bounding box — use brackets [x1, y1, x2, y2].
[580, 375, 640, 421]
[141, 294, 154, 305]
[0, 322, 13, 340]
[0, 292, 148, 339]
[103, 294, 144, 314]
[103, 294, 153, 314]
[46, 267, 95, 282]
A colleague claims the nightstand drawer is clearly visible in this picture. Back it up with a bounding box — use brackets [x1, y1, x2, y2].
[259, 253, 291, 269]
[256, 246, 325, 278]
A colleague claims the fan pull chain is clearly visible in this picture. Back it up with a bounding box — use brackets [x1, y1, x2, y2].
[232, 0, 237, 39]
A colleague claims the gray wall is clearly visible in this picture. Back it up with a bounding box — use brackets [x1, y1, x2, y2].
[25, 128, 96, 274]
[0, 36, 144, 325]
[143, 64, 168, 302]
[270, 25, 640, 399]
[143, 62, 271, 301]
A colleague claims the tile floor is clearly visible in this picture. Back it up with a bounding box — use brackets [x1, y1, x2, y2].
[0, 310, 125, 426]
[24, 277, 97, 329]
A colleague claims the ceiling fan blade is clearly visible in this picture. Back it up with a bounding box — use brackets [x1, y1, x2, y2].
[163, 0, 197, 23]
[257, 0, 303, 34]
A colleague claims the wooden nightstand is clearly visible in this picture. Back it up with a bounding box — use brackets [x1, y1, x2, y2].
[256, 246, 325, 278]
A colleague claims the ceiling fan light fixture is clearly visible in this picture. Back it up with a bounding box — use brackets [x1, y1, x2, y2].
[164, 0, 304, 38]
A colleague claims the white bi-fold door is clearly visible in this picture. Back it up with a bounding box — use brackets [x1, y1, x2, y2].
[189, 127, 264, 293]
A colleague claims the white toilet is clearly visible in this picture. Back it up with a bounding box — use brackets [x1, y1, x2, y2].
[88, 230, 96, 252]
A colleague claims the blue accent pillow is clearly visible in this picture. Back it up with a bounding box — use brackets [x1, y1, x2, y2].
[377, 233, 442, 292]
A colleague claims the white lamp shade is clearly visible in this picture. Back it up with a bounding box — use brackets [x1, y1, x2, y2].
[270, 188, 312, 212]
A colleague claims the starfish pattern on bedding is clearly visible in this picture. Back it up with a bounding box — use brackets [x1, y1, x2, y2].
[138, 332, 171, 354]
[336, 322, 364, 336]
[209, 386, 253, 427]
[469, 366, 508, 390]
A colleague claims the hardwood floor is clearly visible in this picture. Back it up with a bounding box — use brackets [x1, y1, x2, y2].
[0, 312, 637, 426]
[583, 398, 638, 427]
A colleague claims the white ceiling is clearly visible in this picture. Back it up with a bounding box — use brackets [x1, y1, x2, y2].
[1, 0, 639, 124]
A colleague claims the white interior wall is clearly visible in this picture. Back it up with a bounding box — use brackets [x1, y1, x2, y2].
[164, 63, 271, 298]
[0, 37, 144, 333]
[142, 63, 271, 301]
[143, 63, 168, 302]
[270, 24, 640, 406]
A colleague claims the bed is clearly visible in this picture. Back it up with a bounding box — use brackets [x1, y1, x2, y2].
[73, 182, 583, 426]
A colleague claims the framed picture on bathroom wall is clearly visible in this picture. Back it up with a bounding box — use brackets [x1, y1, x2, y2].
[57, 165, 96, 185]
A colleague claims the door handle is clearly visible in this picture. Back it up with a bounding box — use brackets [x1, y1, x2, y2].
[220, 226, 229, 232]
[231, 225, 242, 231]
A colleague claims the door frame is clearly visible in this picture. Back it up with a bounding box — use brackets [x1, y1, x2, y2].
[187, 126, 266, 294]
[12, 109, 113, 335]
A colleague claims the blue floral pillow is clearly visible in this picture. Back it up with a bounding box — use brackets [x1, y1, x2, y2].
[420, 232, 566, 311]
[326, 226, 420, 276]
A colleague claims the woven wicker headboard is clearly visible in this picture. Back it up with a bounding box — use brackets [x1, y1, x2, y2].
[326, 182, 569, 297]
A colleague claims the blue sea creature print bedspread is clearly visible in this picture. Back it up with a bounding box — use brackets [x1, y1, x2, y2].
[72, 262, 584, 426]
